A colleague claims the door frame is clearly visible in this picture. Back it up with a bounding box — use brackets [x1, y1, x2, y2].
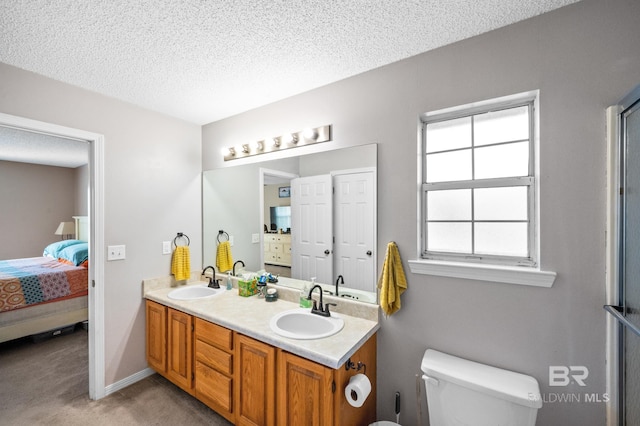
[605, 85, 640, 426]
[0, 112, 106, 400]
[259, 168, 298, 269]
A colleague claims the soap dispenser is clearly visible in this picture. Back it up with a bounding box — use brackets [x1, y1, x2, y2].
[226, 271, 233, 290]
[299, 278, 314, 308]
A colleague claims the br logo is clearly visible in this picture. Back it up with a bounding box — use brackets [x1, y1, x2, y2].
[549, 366, 589, 387]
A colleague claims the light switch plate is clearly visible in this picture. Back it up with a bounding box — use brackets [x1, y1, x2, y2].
[162, 241, 171, 255]
[252, 233, 260, 243]
[107, 245, 126, 261]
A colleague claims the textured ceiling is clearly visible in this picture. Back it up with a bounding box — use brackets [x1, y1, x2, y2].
[0, 126, 88, 168]
[0, 0, 580, 127]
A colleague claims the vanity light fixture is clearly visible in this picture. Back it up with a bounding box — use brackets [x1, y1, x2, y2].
[253, 140, 264, 151]
[223, 124, 332, 161]
[303, 127, 318, 140]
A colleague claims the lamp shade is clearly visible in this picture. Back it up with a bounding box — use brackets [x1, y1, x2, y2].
[55, 221, 75, 239]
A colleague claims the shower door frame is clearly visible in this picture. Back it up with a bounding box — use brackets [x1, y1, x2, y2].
[605, 84, 640, 426]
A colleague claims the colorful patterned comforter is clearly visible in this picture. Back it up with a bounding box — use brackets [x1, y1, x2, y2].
[0, 257, 88, 313]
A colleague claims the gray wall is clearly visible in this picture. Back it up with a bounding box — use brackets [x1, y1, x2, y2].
[202, 0, 640, 424]
[0, 63, 202, 386]
[0, 160, 77, 259]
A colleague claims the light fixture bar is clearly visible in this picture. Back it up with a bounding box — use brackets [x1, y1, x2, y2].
[223, 124, 331, 161]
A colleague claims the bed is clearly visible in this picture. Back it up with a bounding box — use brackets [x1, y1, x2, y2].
[0, 216, 89, 343]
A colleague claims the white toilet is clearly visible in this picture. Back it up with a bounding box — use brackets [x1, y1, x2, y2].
[372, 349, 542, 426]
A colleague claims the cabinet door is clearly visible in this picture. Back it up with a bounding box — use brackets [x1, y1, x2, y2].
[333, 334, 377, 426]
[145, 300, 166, 374]
[277, 350, 334, 426]
[235, 334, 276, 426]
[166, 308, 193, 394]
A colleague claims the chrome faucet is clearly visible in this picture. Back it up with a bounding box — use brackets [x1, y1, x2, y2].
[202, 265, 220, 289]
[307, 284, 336, 317]
[233, 260, 245, 276]
[335, 275, 344, 297]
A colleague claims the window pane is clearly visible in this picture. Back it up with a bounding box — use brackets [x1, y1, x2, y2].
[426, 150, 472, 183]
[474, 187, 528, 221]
[475, 223, 528, 257]
[426, 116, 471, 153]
[475, 105, 529, 146]
[474, 141, 529, 179]
[428, 223, 472, 253]
[428, 189, 471, 220]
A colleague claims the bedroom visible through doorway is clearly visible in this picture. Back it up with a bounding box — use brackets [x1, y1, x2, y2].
[0, 112, 105, 400]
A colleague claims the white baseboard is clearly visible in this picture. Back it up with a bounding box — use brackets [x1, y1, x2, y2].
[104, 367, 156, 396]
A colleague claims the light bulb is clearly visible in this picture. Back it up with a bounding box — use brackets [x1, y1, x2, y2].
[303, 127, 318, 140]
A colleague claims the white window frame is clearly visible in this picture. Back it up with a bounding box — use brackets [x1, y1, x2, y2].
[409, 91, 556, 288]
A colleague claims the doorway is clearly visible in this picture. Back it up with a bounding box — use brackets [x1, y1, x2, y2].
[605, 85, 640, 426]
[0, 112, 105, 399]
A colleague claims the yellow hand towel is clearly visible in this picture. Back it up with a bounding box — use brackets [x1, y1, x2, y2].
[171, 246, 191, 281]
[216, 241, 233, 272]
[377, 241, 408, 316]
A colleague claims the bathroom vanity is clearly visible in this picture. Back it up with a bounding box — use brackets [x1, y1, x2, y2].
[144, 278, 379, 425]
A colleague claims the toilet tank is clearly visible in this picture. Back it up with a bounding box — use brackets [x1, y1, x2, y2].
[421, 349, 542, 426]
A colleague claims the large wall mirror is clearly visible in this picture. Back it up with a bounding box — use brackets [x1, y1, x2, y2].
[203, 144, 377, 303]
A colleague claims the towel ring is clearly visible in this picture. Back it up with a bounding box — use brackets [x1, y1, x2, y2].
[217, 230, 229, 243]
[173, 232, 190, 247]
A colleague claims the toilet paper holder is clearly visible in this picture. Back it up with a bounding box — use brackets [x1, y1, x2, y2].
[345, 358, 366, 374]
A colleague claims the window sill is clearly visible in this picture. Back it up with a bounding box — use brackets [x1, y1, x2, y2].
[408, 259, 556, 288]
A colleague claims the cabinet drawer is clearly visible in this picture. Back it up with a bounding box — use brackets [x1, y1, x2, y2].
[264, 234, 277, 243]
[195, 318, 233, 351]
[196, 339, 233, 375]
[278, 253, 291, 264]
[195, 360, 233, 413]
[265, 252, 278, 262]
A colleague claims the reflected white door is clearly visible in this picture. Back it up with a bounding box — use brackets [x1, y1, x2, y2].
[333, 171, 375, 292]
[291, 174, 333, 284]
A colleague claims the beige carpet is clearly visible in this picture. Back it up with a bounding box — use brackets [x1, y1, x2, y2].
[0, 325, 232, 425]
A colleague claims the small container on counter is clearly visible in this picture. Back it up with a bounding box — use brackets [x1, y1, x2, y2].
[265, 288, 278, 302]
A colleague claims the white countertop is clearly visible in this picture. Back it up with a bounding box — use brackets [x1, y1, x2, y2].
[144, 282, 380, 369]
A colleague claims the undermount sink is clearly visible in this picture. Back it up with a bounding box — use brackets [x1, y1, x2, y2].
[167, 283, 225, 300]
[270, 308, 344, 340]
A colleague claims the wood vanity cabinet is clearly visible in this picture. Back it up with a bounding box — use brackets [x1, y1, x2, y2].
[166, 307, 194, 394]
[145, 300, 194, 394]
[235, 333, 276, 426]
[277, 350, 335, 426]
[194, 317, 235, 423]
[145, 299, 376, 426]
[145, 300, 166, 373]
[277, 334, 377, 426]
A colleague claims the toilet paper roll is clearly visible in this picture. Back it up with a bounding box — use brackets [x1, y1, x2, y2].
[344, 373, 372, 408]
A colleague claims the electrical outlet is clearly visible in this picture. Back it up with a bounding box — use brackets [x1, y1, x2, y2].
[162, 241, 171, 255]
[107, 245, 126, 261]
